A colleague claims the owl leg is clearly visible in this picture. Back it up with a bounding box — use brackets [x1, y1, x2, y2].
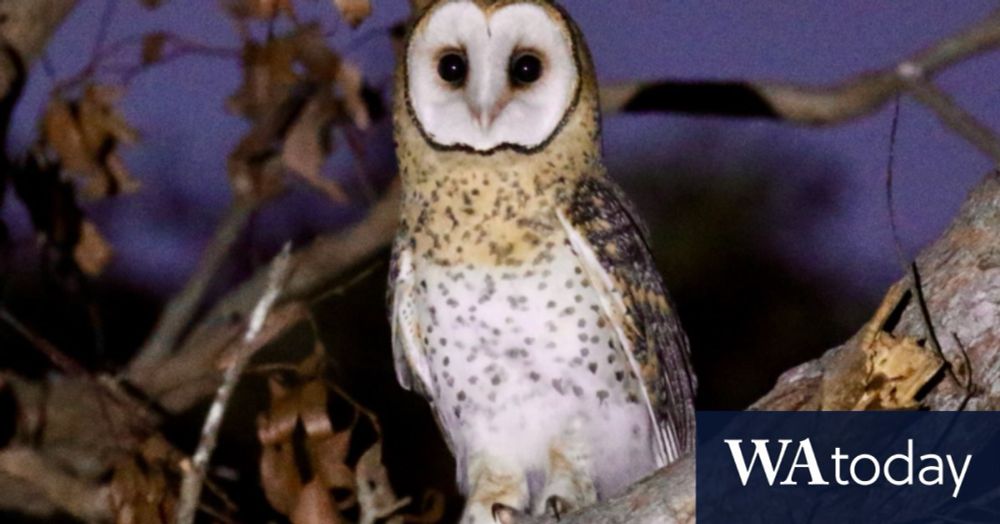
[533, 425, 597, 517]
[461, 453, 529, 524]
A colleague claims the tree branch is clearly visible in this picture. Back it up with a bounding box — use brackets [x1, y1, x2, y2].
[126, 179, 401, 413]
[0, 446, 111, 521]
[174, 242, 293, 524]
[602, 8, 1000, 133]
[130, 200, 254, 371]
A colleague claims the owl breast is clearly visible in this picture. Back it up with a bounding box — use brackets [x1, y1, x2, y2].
[411, 241, 657, 497]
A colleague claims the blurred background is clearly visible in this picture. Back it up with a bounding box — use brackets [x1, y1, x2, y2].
[0, 1, 998, 522]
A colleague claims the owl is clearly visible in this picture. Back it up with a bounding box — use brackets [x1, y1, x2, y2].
[388, 1, 696, 522]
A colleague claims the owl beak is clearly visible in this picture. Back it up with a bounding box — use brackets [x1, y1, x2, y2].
[467, 99, 494, 130]
[465, 76, 510, 130]
[467, 98, 509, 131]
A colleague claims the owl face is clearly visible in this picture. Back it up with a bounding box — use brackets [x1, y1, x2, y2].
[405, 0, 581, 153]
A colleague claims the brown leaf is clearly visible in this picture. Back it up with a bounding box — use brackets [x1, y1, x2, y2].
[299, 379, 334, 437]
[283, 98, 329, 181]
[260, 440, 304, 515]
[332, 0, 372, 28]
[258, 377, 300, 445]
[74, 221, 113, 276]
[235, 0, 296, 19]
[294, 26, 342, 82]
[141, 32, 168, 65]
[228, 142, 286, 202]
[229, 39, 299, 119]
[311, 431, 354, 491]
[336, 60, 370, 130]
[43, 100, 97, 176]
[79, 85, 138, 148]
[110, 437, 177, 524]
[356, 443, 410, 522]
[291, 479, 343, 524]
[43, 86, 140, 198]
[853, 283, 944, 410]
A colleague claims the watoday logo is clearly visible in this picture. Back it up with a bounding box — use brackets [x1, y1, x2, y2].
[722, 438, 972, 498]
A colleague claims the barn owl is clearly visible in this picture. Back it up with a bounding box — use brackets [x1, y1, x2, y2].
[388, 1, 696, 521]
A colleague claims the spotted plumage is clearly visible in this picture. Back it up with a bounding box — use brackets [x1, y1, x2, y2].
[389, 1, 695, 521]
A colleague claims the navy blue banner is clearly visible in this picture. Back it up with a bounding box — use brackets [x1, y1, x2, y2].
[696, 411, 1000, 524]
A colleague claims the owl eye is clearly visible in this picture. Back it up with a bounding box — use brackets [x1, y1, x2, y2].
[509, 53, 543, 86]
[437, 53, 468, 86]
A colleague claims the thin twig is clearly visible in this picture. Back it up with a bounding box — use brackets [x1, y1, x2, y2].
[0, 307, 89, 376]
[898, 68, 1000, 165]
[174, 242, 293, 524]
[950, 333, 975, 411]
[130, 200, 254, 371]
[883, 98, 964, 392]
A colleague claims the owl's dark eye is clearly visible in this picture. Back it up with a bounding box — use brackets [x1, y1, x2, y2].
[510, 53, 543, 86]
[437, 53, 468, 86]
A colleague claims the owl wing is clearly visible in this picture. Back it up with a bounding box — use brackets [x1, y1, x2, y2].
[387, 235, 434, 396]
[557, 175, 696, 465]
[388, 236, 464, 474]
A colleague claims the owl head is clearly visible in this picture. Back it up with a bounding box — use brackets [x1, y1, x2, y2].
[395, 0, 600, 159]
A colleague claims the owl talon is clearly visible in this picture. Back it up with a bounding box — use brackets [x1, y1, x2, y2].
[491, 503, 521, 524]
[546, 495, 569, 521]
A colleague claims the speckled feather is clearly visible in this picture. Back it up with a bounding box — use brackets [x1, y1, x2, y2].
[561, 175, 697, 454]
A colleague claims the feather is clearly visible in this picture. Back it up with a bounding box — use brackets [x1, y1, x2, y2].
[557, 175, 696, 461]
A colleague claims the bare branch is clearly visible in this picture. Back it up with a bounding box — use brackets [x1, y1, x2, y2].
[0, 446, 112, 522]
[130, 201, 254, 371]
[127, 180, 400, 413]
[602, 8, 1000, 161]
[899, 72, 1000, 164]
[175, 242, 293, 524]
[0, 307, 89, 376]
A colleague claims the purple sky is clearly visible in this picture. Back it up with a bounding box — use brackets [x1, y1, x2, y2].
[5, 0, 999, 299]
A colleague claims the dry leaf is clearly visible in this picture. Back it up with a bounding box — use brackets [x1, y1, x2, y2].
[853, 283, 944, 410]
[291, 479, 344, 524]
[43, 85, 140, 198]
[228, 141, 286, 202]
[111, 436, 177, 524]
[283, 97, 331, 183]
[336, 60, 370, 130]
[78, 85, 138, 149]
[294, 26, 342, 82]
[257, 347, 440, 524]
[236, 0, 296, 19]
[43, 100, 97, 177]
[357, 443, 410, 524]
[332, 0, 372, 28]
[229, 39, 299, 119]
[260, 439, 304, 514]
[74, 221, 113, 276]
[282, 96, 350, 203]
